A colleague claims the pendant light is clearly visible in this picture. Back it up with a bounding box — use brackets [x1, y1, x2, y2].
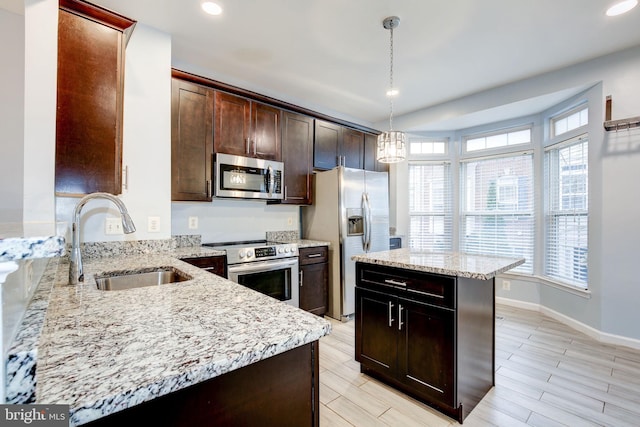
[377, 16, 406, 164]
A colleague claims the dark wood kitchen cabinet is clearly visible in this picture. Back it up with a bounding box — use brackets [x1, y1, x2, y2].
[87, 342, 320, 427]
[55, 0, 135, 196]
[314, 120, 363, 170]
[214, 91, 281, 161]
[171, 78, 214, 201]
[355, 262, 495, 423]
[298, 246, 328, 316]
[180, 255, 227, 278]
[363, 133, 389, 172]
[281, 112, 313, 204]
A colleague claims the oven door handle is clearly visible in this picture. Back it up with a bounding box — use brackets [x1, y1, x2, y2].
[228, 258, 298, 274]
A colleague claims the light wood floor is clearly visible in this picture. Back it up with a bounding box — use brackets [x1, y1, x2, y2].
[318, 304, 640, 426]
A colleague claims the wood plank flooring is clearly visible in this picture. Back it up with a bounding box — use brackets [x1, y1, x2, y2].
[318, 304, 640, 426]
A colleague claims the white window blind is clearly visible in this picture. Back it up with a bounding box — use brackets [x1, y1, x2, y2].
[460, 154, 534, 273]
[545, 136, 588, 287]
[408, 162, 452, 251]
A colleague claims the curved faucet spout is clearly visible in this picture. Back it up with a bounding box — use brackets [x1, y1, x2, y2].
[69, 192, 136, 285]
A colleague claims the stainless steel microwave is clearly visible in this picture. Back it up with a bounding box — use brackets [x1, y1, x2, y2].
[214, 153, 284, 200]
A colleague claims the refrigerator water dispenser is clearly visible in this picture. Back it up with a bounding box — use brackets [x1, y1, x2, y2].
[347, 208, 364, 236]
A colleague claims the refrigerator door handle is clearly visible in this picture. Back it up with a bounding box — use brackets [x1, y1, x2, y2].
[361, 192, 368, 251]
[363, 192, 372, 252]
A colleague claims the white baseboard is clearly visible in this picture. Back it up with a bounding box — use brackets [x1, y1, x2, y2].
[496, 297, 640, 351]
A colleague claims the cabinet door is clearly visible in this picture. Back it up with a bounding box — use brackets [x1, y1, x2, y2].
[355, 287, 398, 375]
[281, 112, 313, 204]
[171, 79, 214, 201]
[341, 128, 364, 169]
[214, 91, 251, 156]
[363, 133, 389, 172]
[299, 262, 328, 316]
[251, 102, 281, 160]
[314, 120, 341, 170]
[55, 4, 134, 195]
[398, 298, 455, 406]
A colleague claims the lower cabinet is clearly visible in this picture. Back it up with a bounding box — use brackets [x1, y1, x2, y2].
[86, 342, 319, 427]
[355, 262, 495, 423]
[180, 255, 227, 278]
[298, 246, 328, 316]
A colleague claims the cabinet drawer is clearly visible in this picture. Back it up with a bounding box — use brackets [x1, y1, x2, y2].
[181, 256, 227, 278]
[357, 263, 455, 309]
[298, 246, 328, 265]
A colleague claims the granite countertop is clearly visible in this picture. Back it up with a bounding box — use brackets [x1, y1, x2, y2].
[283, 239, 331, 248]
[352, 248, 525, 280]
[8, 247, 330, 426]
[0, 222, 66, 262]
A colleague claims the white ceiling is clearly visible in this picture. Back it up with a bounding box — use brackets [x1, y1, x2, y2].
[4, 0, 640, 130]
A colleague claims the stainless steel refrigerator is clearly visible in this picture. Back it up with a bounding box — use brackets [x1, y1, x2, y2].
[302, 167, 390, 321]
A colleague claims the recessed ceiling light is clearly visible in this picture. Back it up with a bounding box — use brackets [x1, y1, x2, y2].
[606, 0, 638, 16]
[202, 2, 223, 16]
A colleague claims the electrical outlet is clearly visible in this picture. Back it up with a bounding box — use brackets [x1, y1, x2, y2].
[502, 280, 511, 291]
[105, 218, 123, 235]
[148, 216, 161, 233]
[188, 216, 199, 230]
[287, 217, 293, 226]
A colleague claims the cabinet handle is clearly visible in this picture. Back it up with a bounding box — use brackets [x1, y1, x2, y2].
[206, 180, 212, 197]
[284, 186, 288, 200]
[246, 138, 251, 154]
[388, 301, 394, 327]
[307, 253, 323, 258]
[384, 279, 407, 287]
[398, 304, 404, 331]
[253, 139, 257, 155]
[299, 270, 303, 287]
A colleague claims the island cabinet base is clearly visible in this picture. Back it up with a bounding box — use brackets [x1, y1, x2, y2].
[355, 262, 495, 424]
[87, 342, 320, 427]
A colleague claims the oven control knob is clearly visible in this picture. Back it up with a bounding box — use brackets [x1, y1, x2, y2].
[278, 247, 284, 254]
[285, 247, 290, 253]
[247, 250, 254, 258]
[239, 250, 246, 259]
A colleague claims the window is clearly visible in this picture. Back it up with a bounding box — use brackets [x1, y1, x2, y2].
[465, 128, 531, 152]
[409, 139, 447, 155]
[460, 154, 534, 273]
[552, 105, 588, 137]
[408, 162, 452, 251]
[545, 136, 588, 287]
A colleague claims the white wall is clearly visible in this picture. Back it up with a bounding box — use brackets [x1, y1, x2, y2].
[172, 201, 300, 243]
[55, 24, 172, 243]
[390, 45, 640, 342]
[0, 8, 24, 223]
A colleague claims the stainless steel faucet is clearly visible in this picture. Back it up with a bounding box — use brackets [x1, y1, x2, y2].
[69, 192, 136, 284]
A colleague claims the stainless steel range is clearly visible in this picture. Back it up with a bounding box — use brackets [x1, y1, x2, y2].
[204, 240, 299, 307]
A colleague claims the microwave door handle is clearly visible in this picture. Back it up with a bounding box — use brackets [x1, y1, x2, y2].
[267, 165, 275, 195]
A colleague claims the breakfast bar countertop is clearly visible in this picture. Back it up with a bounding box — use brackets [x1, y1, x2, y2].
[352, 248, 525, 280]
[9, 249, 330, 426]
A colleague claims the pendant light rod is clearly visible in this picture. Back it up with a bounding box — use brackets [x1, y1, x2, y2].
[383, 16, 400, 132]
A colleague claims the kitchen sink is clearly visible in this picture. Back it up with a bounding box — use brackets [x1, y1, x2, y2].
[94, 267, 192, 291]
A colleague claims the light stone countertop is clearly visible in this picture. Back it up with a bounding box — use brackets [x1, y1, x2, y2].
[0, 222, 66, 262]
[282, 239, 330, 249]
[8, 248, 330, 426]
[352, 248, 525, 280]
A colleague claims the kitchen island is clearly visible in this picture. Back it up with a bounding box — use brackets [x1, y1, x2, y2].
[7, 244, 330, 426]
[352, 249, 524, 423]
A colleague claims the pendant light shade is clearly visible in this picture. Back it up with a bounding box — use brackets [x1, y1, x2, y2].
[377, 131, 406, 163]
[377, 16, 406, 164]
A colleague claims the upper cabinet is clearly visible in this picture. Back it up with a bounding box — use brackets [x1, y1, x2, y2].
[214, 92, 281, 161]
[55, 0, 135, 196]
[314, 120, 381, 171]
[363, 133, 389, 173]
[171, 78, 214, 201]
[281, 112, 314, 205]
